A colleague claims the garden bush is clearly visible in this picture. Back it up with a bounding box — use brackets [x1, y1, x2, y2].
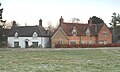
[55, 43, 120, 48]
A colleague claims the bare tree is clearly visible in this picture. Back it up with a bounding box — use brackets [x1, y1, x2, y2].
[45, 21, 55, 32]
[71, 17, 80, 23]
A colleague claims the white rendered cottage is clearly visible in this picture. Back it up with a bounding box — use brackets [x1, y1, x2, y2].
[7, 19, 50, 48]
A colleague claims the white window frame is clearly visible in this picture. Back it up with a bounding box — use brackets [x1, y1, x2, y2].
[14, 42, 19, 47]
[57, 41, 63, 45]
[103, 31, 108, 36]
[70, 41, 76, 45]
[99, 40, 104, 44]
[32, 42, 38, 47]
[72, 27, 77, 36]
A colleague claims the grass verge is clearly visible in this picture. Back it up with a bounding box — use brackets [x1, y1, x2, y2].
[0, 48, 120, 72]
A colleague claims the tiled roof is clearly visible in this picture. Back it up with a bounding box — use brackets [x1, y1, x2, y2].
[59, 22, 104, 36]
[8, 26, 48, 37]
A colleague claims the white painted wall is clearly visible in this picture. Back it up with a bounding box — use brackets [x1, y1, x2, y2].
[8, 37, 50, 48]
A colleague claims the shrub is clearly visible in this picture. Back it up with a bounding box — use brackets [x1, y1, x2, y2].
[0, 41, 8, 48]
[55, 43, 120, 48]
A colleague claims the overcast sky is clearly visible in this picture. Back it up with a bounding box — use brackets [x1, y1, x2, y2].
[1, 0, 120, 27]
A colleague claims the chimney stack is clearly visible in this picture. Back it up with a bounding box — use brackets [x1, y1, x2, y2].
[88, 17, 92, 26]
[59, 16, 64, 25]
[39, 19, 42, 26]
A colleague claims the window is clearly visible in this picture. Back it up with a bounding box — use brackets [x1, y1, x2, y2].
[80, 40, 84, 44]
[70, 41, 76, 45]
[57, 41, 63, 45]
[14, 32, 18, 38]
[72, 31, 77, 35]
[72, 27, 77, 36]
[33, 32, 38, 38]
[14, 42, 19, 47]
[103, 32, 107, 36]
[32, 42, 38, 47]
[89, 40, 94, 44]
[99, 40, 104, 44]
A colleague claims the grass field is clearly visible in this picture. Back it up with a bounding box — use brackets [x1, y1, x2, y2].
[0, 48, 120, 72]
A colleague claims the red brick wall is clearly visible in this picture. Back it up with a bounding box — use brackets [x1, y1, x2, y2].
[81, 36, 97, 44]
[68, 35, 97, 45]
[51, 29, 69, 48]
[98, 24, 112, 44]
[68, 36, 80, 44]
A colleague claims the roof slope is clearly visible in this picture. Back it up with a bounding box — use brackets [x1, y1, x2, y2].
[58, 22, 104, 36]
[8, 26, 48, 37]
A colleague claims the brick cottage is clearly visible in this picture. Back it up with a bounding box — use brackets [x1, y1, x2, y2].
[51, 16, 112, 48]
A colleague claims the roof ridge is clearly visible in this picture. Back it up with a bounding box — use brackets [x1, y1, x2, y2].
[63, 22, 87, 25]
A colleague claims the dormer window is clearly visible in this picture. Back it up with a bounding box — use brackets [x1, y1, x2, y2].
[14, 32, 18, 38]
[33, 32, 38, 38]
[72, 27, 77, 36]
[86, 28, 90, 36]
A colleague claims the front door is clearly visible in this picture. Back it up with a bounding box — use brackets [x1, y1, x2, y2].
[25, 41, 28, 48]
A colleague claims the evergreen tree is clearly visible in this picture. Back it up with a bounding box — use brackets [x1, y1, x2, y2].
[0, 3, 6, 44]
[109, 12, 120, 43]
[90, 16, 104, 24]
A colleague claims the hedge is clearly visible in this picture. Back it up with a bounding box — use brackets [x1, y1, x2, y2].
[55, 43, 120, 48]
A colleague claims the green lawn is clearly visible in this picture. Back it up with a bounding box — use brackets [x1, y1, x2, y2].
[0, 48, 120, 72]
